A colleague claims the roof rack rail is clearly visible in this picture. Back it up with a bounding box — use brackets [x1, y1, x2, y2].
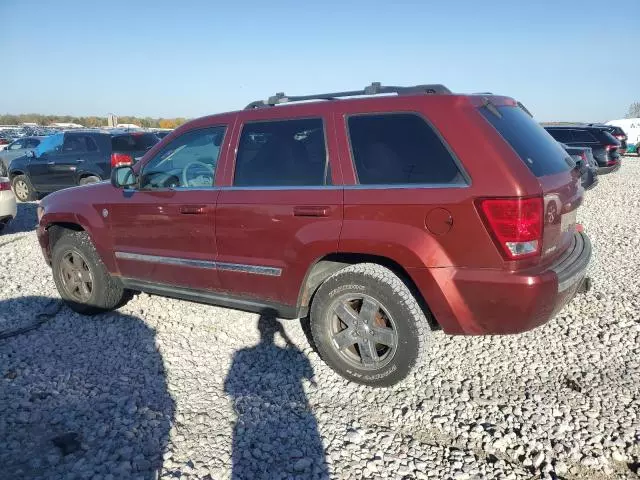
[245, 82, 452, 109]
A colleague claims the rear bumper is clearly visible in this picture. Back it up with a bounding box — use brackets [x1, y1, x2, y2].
[411, 232, 592, 335]
[597, 163, 621, 175]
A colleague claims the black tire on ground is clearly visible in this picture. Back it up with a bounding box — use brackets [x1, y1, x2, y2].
[310, 263, 431, 387]
[51, 230, 128, 315]
[11, 175, 36, 202]
[79, 176, 101, 186]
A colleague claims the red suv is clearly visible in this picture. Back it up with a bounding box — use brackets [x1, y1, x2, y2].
[36, 83, 591, 386]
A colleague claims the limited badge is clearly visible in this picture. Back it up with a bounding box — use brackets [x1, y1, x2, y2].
[102, 208, 109, 218]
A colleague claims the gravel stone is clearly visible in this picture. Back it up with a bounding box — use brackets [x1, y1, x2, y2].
[2, 163, 640, 479]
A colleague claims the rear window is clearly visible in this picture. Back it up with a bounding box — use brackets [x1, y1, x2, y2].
[111, 133, 159, 152]
[480, 106, 570, 177]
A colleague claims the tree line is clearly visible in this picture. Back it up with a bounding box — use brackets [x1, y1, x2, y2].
[0, 114, 188, 129]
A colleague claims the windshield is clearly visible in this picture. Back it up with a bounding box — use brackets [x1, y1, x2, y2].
[34, 133, 64, 157]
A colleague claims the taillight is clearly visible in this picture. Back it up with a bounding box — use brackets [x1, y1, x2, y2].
[111, 152, 133, 168]
[604, 145, 618, 152]
[615, 135, 625, 140]
[477, 197, 543, 260]
[580, 152, 587, 163]
[0, 180, 10, 191]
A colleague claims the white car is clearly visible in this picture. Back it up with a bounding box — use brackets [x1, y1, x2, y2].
[0, 177, 17, 231]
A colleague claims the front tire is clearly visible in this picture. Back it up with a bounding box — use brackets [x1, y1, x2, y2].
[51, 231, 128, 314]
[12, 175, 35, 202]
[310, 263, 431, 387]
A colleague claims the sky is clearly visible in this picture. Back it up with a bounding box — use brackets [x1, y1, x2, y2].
[1, 0, 638, 122]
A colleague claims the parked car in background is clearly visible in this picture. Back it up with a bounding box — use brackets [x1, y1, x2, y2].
[0, 136, 44, 172]
[560, 143, 598, 190]
[544, 125, 621, 174]
[0, 175, 17, 231]
[37, 83, 592, 387]
[8, 129, 159, 202]
[589, 123, 627, 154]
[606, 118, 640, 155]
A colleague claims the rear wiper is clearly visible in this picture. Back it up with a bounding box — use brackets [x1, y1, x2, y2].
[481, 97, 502, 119]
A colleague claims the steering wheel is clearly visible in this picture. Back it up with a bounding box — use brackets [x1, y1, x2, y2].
[181, 161, 214, 187]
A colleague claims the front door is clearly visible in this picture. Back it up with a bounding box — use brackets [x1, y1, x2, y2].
[215, 113, 343, 307]
[47, 133, 102, 188]
[108, 125, 227, 291]
[27, 132, 64, 191]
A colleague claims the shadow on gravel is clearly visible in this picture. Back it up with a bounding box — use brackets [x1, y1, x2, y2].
[3, 202, 39, 234]
[0, 296, 174, 479]
[224, 310, 328, 480]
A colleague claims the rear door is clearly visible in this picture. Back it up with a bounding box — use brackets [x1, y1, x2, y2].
[480, 106, 582, 263]
[27, 133, 64, 191]
[215, 113, 342, 307]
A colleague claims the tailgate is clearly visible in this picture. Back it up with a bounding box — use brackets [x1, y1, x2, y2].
[539, 170, 583, 261]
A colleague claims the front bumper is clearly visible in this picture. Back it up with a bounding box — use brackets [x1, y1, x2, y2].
[410, 232, 592, 335]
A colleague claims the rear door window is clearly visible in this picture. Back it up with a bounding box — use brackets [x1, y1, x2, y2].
[234, 118, 328, 187]
[347, 113, 464, 185]
[571, 129, 597, 143]
[112, 133, 159, 152]
[480, 106, 570, 177]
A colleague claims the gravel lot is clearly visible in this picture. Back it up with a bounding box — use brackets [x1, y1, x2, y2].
[1, 162, 639, 480]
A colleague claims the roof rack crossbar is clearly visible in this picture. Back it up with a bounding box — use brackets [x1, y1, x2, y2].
[245, 82, 452, 109]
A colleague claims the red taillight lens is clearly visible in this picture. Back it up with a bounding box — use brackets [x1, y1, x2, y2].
[0, 181, 10, 191]
[615, 135, 625, 140]
[477, 197, 543, 260]
[606, 159, 618, 166]
[111, 152, 133, 168]
[605, 144, 618, 152]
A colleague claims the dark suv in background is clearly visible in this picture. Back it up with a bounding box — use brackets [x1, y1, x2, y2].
[589, 123, 627, 154]
[543, 125, 621, 174]
[8, 130, 159, 201]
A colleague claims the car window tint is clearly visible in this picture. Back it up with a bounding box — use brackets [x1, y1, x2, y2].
[112, 133, 159, 152]
[545, 129, 572, 143]
[140, 127, 225, 189]
[25, 138, 40, 149]
[481, 106, 570, 177]
[234, 118, 328, 187]
[571, 129, 596, 143]
[9, 139, 25, 150]
[348, 113, 463, 185]
[85, 136, 99, 152]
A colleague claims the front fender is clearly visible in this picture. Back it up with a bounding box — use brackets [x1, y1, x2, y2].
[39, 187, 116, 273]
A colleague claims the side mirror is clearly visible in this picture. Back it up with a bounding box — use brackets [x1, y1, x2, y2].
[111, 165, 137, 188]
[26, 150, 35, 158]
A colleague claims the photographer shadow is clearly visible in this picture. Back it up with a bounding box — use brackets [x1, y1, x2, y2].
[0, 296, 174, 479]
[224, 310, 328, 480]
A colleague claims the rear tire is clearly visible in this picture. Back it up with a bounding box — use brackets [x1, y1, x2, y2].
[310, 263, 431, 387]
[12, 175, 35, 202]
[51, 231, 128, 314]
[79, 176, 101, 186]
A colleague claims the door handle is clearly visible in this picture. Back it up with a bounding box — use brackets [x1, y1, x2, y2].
[47, 161, 55, 166]
[293, 206, 330, 217]
[179, 205, 207, 215]
[76, 159, 85, 163]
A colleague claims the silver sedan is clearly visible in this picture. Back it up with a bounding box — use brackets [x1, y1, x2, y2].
[0, 136, 44, 172]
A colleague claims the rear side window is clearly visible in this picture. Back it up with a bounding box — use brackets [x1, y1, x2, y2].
[112, 133, 159, 152]
[481, 106, 570, 177]
[347, 113, 463, 185]
[234, 118, 328, 187]
[572, 129, 596, 143]
[62, 135, 99, 153]
[545, 128, 572, 143]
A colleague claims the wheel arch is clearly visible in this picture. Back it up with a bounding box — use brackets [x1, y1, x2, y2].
[297, 252, 440, 330]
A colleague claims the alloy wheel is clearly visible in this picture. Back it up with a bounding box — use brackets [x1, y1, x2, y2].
[14, 180, 29, 201]
[59, 250, 94, 303]
[328, 293, 399, 370]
